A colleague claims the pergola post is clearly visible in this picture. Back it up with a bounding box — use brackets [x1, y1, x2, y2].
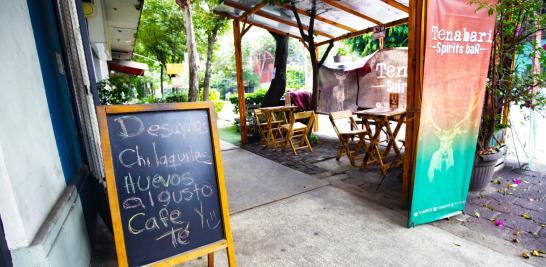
[402, 0, 425, 205]
[233, 19, 248, 144]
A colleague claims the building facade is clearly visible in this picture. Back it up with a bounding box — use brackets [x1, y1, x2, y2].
[0, 0, 142, 266]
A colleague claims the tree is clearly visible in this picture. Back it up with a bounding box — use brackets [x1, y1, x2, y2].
[267, 0, 334, 110]
[193, 0, 229, 100]
[344, 24, 409, 57]
[176, 0, 200, 101]
[472, 0, 546, 150]
[263, 31, 289, 107]
[134, 0, 186, 94]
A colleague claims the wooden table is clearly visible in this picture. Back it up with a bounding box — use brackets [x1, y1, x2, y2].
[260, 106, 297, 148]
[354, 108, 406, 176]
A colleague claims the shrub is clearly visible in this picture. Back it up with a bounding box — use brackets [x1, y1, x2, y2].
[228, 89, 268, 113]
[164, 90, 188, 103]
[97, 75, 133, 105]
[200, 89, 224, 114]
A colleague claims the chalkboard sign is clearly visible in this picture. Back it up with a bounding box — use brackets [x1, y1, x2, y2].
[97, 103, 236, 267]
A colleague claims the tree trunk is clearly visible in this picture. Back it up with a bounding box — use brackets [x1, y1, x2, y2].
[160, 66, 164, 97]
[177, 0, 199, 101]
[263, 31, 289, 107]
[289, 0, 333, 111]
[311, 63, 319, 110]
[203, 21, 221, 101]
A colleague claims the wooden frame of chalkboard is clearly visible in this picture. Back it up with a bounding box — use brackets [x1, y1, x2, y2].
[97, 102, 236, 267]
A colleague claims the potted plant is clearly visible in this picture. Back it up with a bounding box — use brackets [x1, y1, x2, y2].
[334, 46, 349, 62]
[470, 0, 546, 191]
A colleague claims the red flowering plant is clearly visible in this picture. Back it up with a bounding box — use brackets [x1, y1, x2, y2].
[472, 0, 546, 153]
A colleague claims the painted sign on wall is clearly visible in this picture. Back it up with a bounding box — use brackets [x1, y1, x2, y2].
[409, 0, 496, 226]
[318, 48, 407, 113]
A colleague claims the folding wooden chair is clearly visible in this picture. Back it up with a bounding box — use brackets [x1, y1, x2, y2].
[329, 110, 368, 166]
[281, 111, 315, 155]
[253, 109, 282, 147]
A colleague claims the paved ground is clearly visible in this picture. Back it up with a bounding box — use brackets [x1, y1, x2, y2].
[220, 148, 329, 213]
[463, 165, 546, 252]
[210, 186, 529, 267]
[240, 117, 546, 264]
[91, 139, 543, 266]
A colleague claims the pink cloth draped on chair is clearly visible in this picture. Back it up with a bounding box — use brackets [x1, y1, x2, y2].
[288, 90, 311, 111]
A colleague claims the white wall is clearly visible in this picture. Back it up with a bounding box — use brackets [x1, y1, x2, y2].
[0, 0, 66, 249]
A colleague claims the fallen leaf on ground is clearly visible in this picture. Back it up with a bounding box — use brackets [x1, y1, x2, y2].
[512, 238, 520, 243]
[522, 252, 530, 259]
[495, 219, 505, 228]
[474, 210, 480, 218]
[485, 205, 496, 211]
[521, 213, 533, 220]
[513, 178, 522, 185]
[453, 243, 461, 247]
[531, 250, 544, 257]
[497, 188, 505, 193]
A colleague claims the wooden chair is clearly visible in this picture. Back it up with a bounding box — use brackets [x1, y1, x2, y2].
[281, 111, 315, 155]
[329, 110, 368, 166]
[253, 109, 282, 147]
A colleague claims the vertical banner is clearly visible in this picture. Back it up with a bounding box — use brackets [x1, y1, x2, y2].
[409, 0, 496, 226]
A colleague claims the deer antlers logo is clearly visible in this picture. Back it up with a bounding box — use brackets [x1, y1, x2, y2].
[426, 92, 481, 182]
[333, 70, 347, 111]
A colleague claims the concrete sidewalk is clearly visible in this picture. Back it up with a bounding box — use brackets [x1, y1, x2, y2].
[210, 186, 529, 267]
[91, 144, 537, 266]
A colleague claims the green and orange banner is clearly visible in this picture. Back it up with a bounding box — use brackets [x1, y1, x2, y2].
[409, 0, 496, 226]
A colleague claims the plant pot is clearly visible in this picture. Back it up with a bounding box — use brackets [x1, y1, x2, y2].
[469, 150, 503, 191]
[333, 55, 347, 62]
[494, 144, 507, 172]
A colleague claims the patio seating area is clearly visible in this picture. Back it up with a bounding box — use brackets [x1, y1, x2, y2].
[240, 114, 546, 256]
[243, 113, 407, 208]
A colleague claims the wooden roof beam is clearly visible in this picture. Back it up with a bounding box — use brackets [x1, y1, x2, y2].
[215, 11, 304, 42]
[381, 0, 409, 13]
[277, 3, 357, 32]
[321, 0, 383, 26]
[224, 0, 335, 39]
[238, 1, 267, 21]
[315, 17, 409, 46]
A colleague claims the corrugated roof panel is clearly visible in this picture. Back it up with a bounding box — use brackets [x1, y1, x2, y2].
[260, 4, 350, 37]
[341, 0, 407, 23]
[295, 0, 376, 30]
[214, 0, 409, 42]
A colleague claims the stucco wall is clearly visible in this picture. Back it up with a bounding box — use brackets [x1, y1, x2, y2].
[0, 0, 66, 249]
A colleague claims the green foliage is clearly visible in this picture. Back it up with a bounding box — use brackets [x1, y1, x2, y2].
[193, 0, 229, 55]
[200, 89, 225, 114]
[228, 89, 268, 113]
[134, 0, 186, 69]
[165, 91, 189, 103]
[310, 133, 319, 144]
[98, 75, 136, 105]
[472, 0, 546, 149]
[286, 66, 305, 89]
[137, 95, 165, 104]
[344, 24, 408, 56]
[336, 46, 349, 56]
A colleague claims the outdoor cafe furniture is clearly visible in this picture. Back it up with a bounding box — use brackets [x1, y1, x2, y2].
[257, 105, 297, 148]
[253, 108, 282, 147]
[329, 110, 368, 166]
[354, 108, 406, 176]
[281, 111, 315, 155]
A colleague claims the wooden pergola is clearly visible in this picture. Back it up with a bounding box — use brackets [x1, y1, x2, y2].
[215, 0, 427, 204]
